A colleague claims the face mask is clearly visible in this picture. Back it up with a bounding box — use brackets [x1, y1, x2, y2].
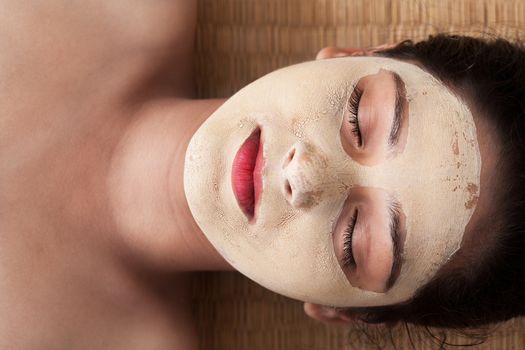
[184, 57, 481, 307]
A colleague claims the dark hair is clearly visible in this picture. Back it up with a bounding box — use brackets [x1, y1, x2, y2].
[342, 34, 525, 341]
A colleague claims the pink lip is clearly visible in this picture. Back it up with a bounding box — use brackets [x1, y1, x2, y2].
[231, 127, 264, 222]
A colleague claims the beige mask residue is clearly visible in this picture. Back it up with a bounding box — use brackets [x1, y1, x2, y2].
[184, 57, 481, 306]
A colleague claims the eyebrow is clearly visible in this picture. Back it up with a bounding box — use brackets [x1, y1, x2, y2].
[385, 199, 404, 291]
[388, 72, 407, 148]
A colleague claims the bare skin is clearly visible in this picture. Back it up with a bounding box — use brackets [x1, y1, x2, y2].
[0, 1, 499, 348]
[1, 2, 229, 349]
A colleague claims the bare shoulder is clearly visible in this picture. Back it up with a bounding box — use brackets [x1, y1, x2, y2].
[0, 0, 197, 100]
[0, 0, 197, 47]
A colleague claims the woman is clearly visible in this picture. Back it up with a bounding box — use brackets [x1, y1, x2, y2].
[2, 1, 524, 349]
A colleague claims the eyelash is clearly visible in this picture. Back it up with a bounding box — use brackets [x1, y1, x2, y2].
[342, 209, 358, 269]
[347, 86, 364, 147]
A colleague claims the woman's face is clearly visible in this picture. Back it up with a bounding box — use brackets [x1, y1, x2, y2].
[184, 57, 481, 307]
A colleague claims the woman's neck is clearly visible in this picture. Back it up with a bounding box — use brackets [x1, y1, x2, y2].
[107, 97, 233, 272]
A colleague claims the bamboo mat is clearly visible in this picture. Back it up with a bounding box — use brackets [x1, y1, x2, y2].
[192, 1, 525, 349]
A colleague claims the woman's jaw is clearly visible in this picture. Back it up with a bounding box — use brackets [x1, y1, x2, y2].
[108, 98, 233, 272]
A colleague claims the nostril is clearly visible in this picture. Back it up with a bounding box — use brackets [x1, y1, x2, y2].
[285, 180, 292, 197]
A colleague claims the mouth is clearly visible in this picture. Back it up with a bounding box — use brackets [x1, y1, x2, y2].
[231, 127, 264, 223]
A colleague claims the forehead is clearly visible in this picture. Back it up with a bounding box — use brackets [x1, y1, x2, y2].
[442, 101, 503, 268]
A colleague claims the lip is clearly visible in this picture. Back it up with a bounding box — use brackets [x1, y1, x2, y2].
[231, 127, 264, 222]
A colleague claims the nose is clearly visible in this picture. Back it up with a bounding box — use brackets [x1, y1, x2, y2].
[282, 142, 330, 208]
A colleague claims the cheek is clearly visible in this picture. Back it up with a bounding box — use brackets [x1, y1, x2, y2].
[253, 195, 340, 260]
[247, 214, 339, 280]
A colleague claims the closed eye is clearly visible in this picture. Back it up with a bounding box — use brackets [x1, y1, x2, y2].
[346, 85, 364, 147]
[339, 69, 408, 166]
[342, 208, 358, 268]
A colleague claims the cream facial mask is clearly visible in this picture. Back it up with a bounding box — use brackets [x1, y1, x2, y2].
[184, 57, 481, 307]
